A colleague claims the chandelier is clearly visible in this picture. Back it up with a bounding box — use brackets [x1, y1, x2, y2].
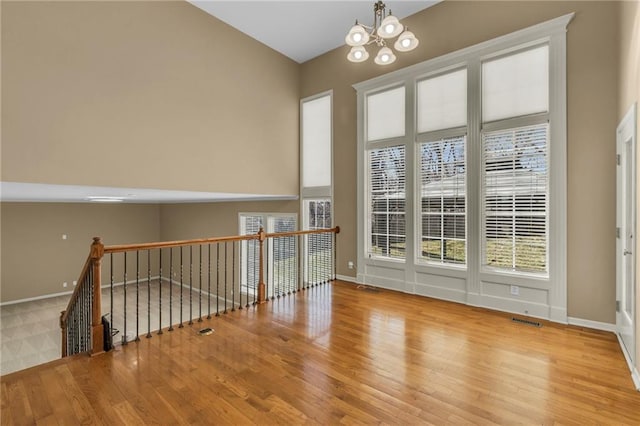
[345, 1, 419, 65]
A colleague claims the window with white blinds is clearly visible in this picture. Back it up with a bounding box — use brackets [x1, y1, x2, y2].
[368, 145, 406, 260]
[481, 44, 550, 276]
[367, 87, 405, 141]
[304, 199, 332, 230]
[302, 95, 332, 188]
[239, 213, 297, 295]
[419, 136, 466, 265]
[239, 215, 263, 294]
[482, 45, 549, 122]
[417, 69, 467, 133]
[483, 124, 548, 274]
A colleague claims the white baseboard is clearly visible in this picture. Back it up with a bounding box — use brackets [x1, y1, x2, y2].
[615, 332, 640, 391]
[567, 317, 616, 333]
[336, 274, 357, 283]
[1, 275, 162, 307]
[632, 366, 640, 391]
[0, 290, 74, 306]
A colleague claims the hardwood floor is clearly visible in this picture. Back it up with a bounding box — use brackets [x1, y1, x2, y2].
[2, 280, 639, 425]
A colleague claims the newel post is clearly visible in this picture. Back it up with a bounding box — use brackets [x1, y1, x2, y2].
[257, 227, 267, 304]
[91, 237, 105, 355]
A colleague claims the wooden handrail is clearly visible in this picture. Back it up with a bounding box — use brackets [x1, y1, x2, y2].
[60, 254, 92, 326]
[104, 227, 341, 254]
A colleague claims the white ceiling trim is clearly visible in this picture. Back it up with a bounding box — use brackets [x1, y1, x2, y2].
[0, 182, 298, 204]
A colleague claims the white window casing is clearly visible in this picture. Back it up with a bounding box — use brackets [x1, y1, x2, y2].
[354, 13, 573, 323]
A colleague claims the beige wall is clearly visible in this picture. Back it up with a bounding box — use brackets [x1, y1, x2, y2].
[1, 1, 299, 196]
[0, 203, 160, 302]
[159, 200, 299, 241]
[301, 1, 620, 323]
[619, 0, 640, 374]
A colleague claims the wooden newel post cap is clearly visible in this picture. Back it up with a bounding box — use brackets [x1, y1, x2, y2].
[91, 237, 104, 259]
[335, 226, 340, 234]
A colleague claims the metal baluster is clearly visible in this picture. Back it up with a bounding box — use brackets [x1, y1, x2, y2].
[179, 246, 184, 328]
[232, 241, 236, 312]
[189, 246, 193, 325]
[168, 248, 174, 332]
[331, 232, 338, 281]
[216, 243, 220, 316]
[290, 236, 295, 294]
[236, 241, 242, 309]
[110, 253, 114, 335]
[287, 236, 292, 295]
[123, 252, 128, 345]
[274, 238, 279, 299]
[207, 244, 212, 319]
[158, 249, 163, 335]
[146, 250, 152, 338]
[253, 238, 257, 305]
[136, 251, 140, 340]
[224, 242, 228, 314]
[198, 245, 203, 322]
[267, 239, 272, 300]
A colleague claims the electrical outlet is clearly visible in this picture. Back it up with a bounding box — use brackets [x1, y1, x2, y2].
[510, 285, 520, 296]
[348, 261, 354, 269]
[73, 280, 77, 286]
[62, 234, 67, 240]
[63, 282, 68, 288]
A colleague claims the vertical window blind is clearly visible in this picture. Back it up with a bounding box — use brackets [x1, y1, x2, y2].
[483, 124, 548, 273]
[369, 146, 406, 260]
[420, 136, 466, 265]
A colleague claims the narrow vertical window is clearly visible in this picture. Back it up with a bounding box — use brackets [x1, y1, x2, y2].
[481, 45, 550, 275]
[419, 136, 466, 264]
[368, 145, 406, 260]
[483, 125, 548, 273]
[416, 68, 467, 266]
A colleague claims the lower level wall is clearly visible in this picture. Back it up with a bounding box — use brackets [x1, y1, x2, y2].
[0, 202, 161, 303]
[0, 200, 299, 303]
[159, 200, 299, 241]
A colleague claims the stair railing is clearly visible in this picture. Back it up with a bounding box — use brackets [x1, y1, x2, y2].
[60, 226, 339, 357]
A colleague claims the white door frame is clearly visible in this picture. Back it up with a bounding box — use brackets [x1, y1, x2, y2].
[616, 102, 639, 390]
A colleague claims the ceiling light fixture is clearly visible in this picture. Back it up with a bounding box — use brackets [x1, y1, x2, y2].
[345, 1, 419, 65]
[86, 196, 125, 203]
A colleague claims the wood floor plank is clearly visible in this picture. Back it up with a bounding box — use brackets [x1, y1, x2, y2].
[2, 281, 639, 425]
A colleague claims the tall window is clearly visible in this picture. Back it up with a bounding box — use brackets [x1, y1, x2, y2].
[481, 45, 549, 275]
[369, 145, 406, 259]
[366, 86, 406, 261]
[301, 92, 332, 231]
[354, 14, 571, 321]
[417, 69, 467, 265]
[239, 213, 297, 295]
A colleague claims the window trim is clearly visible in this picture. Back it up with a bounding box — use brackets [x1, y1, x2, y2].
[354, 13, 572, 323]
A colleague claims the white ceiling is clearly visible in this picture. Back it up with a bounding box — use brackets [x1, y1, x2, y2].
[0, 182, 297, 204]
[189, 1, 439, 63]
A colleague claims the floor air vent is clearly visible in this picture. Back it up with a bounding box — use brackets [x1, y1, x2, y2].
[511, 317, 542, 328]
[356, 285, 381, 293]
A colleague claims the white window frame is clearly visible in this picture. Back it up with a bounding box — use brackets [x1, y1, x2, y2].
[238, 212, 298, 297]
[354, 13, 572, 323]
[300, 91, 333, 214]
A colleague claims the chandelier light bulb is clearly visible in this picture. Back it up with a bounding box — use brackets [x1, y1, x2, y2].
[345, 23, 369, 46]
[377, 14, 403, 39]
[347, 46, 369, 63]
[394, 29, 419, 52]
[374, 47, 396, 65]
